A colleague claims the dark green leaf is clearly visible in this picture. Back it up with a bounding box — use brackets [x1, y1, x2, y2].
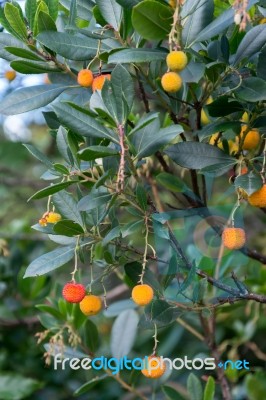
[132, 1, 172, 40]
[84, 319, 99, 352]
[53, 220, 84, 236]
[78, 188, 112, 211]
[38, 10, 57, 32]
[78, 145, 119, 161]
[165, 142, 235, 169]
[182, 0, 214, 48]
[24, 246, 75, 277]
[44, 0, 59, 21]
[102, 226, 121, 246]
[207, 97, 243, 117]
[10, 59, 61, 74]
[25, 0, 38, 30]
[162, 385, 186, 400]
[0, 85, 69, 115]
[233, 24, 266, 66]
[37, 31, 98, 60]
[180, 61, 205, 83]
[136, 184, 147, 211]
[148, 299, 174, 326]
[53, 102, 118, 143]
[52, 190, 83, 226]
[74, 375, 109, 396]
[187, 373, 203, 400]
[28, 181, 75, 201]
[36, 304, 64, 320]
[124, 262, 162, 292]
[197, 121, 241, 140]
[96, 0, 122, 31]
[111, 64, 134, 122]
[23, 143, 54, 169]
[156, 172, 186, 193]
[4, 46, 43, 61]
[235, 77, 266, 102]
[108, 48, 167, 63]
[56, 126, 75, 165]
[60, 0, 93, 21]
[258, 47, 266, 80]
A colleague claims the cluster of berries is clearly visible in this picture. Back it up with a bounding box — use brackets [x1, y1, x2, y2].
[62, 282, 102, 316]
[77, 69, 111, 92]
[161, 50, 188, 93]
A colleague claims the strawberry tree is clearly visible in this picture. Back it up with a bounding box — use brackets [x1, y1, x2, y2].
[1, 0, 266, 399]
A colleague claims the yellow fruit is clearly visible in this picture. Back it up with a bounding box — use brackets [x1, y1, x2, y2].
[241, 111, 249, 123]
[92, 74, 111, 92]
[239, 125, 260, 150]
[209, 134, 238, 154]
[166, 51, 188, 71]
[77, 69, 94, 87]
[222, 227, 246, 250]
[79, 295, 102, 316]
[141, 356, 166, 379]
[161, 72, 182, 93]
[201, 96, 213, 125]
[131, 284, 154, 306]
[5, 70, 16, 81]
[259, 18, 266, 24]
[248, 184, 266, 208]
[45, 212, 62, 223]
[169, 0, 176, 8]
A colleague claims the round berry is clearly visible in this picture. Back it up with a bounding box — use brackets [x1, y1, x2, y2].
[62, 283, 86, 303]
[161, 72, 182, 93]
[222, 227, 246, 250]
[79, 295, 102, 316]
[166, 51, 188, 71]
[131, 284, 154, 306]
[141, 356, 166, 379]
[77, 69, 94, 87]
[92, 74, 111, 92]
[248, 184, 266, 208]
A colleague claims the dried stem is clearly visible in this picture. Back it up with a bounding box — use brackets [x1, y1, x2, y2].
[116, 124, 126, 193]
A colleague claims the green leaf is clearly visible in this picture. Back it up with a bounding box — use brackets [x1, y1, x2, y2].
[165, 142, 236, 169]
[111, 309, 139, 358]
[124, 261, 162, 292]
[258, 47, 266, 80]
[53, 220, 84, 236]
[96, 0, 122, 31]
[78, 188, 112, 211]
[156, 172, 186, 192]
[36, 304, 64, 320]
[83, 319, 99, 352]
[4, 46, 43, 61]
[162, 385, 186, 400]
[78, 146, 119, 161]
[10, 59, 61, 74]
[234, 172, 262, 195]
[33, 1, 49, 37]
[38, 10, 57, 32]
[207, 97, 243, 117]
[197, 121, 241, 140]
[56, 126, 75, 165]
[187, 373, 203, 400]
[233, 25, 266, 66]
[203, 376, 215, 400]
[0, 33, 30, 61]
[28, 181, 75, 201]
[67, 0, 77, 29]
[133, 122, 184, 159]
[182, 0, 214, 48]
[235, 77, 266, 102]
[74, 375, 109, 396]
[132, 1, 172, 40]
[111, 64, 134, 122]
[102, 226, 121, 246]
[24, 246, 75, 277]
[117, 0, 140, 7]
[0, 374, 42, 400]
[0, 85, 69, 115]
[23, 144, 54, 169]
[25, 0, 38, 30]
[37, 31, 98, 60]
[180, 61, 205, 83]
[108, 48, 167, 63]
[52, 190, 83, 226]
[148, 299, 174, 326]
[4, 3, 28, 42]
[177, 261, 197, 295]
[60, 0, 93, 21]
[190, 0, 257, 45]
[136, 184, 147, 211]
[44, 0, 59, 21]
[53, 102, 118, 143]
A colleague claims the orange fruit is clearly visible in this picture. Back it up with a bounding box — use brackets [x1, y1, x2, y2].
[141, 356, 166, 379]
[79, 295, 102, 316]
[77, 69, 94, 87]
[161, 72, 182, 93]
[166, 51, 188, 71]
[131, 284, 154, 306]
[239, 125, 260, 150]
[248, 184, 266, 208]
[92, 74, 111, 92]
[222, 227, 246, 250]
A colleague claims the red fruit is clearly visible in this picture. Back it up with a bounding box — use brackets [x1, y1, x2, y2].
[62, 282, 86, 303]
